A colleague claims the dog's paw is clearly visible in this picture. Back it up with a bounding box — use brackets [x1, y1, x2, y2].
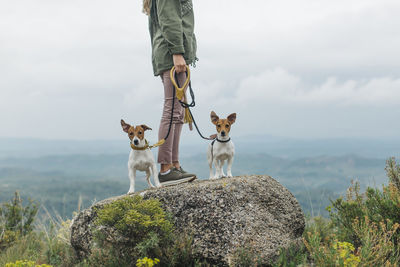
[227, 173, 233, 178]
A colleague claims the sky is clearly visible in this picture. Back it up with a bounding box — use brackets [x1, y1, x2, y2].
[1, 0, 400, 142]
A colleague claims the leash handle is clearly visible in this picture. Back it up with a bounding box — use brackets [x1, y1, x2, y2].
[130, 65, 213, 151]
[172, 66, 215, 141]
[170, 66, 191, 101]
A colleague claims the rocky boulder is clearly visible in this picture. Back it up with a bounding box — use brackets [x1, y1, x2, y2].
[70, 175, 305, 265]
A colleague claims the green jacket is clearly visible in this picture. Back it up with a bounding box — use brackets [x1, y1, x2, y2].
[149, 0, 198, 76]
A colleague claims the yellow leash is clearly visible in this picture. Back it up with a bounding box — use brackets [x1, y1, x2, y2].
[170, 66, 191, 101]
[170, 66, 193, 126]
[131, 66, 191, 150]
[147, 139, 165, 149]
[130, 139, 165, 150]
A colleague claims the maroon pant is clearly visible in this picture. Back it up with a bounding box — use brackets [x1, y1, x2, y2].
[157, 70, 187, 164]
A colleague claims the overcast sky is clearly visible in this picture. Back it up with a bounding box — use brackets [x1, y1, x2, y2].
[1, 0, 400, 142]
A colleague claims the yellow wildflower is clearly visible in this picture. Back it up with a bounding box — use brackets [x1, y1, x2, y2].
[136, 257, 160, 267]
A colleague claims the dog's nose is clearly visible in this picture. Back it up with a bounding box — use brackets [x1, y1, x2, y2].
[134, 139, 139, 145]
[221, 131, 226, 136]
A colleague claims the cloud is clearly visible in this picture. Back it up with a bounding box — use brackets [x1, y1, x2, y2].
[187, 68, 400, 139]
[234, 68, 400, 107]
[0, 0, 400, 139]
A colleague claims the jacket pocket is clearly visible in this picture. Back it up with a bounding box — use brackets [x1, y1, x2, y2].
[181, 0, 193, 16]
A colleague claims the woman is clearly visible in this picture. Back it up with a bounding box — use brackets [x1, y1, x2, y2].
[143, 0, 198, 185]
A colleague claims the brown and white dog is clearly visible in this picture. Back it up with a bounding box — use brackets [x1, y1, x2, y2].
[207, 111, 236, 179]
[121, 119, 160, 193]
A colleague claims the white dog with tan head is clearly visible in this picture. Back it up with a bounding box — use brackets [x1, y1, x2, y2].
[121, 119, 160, 194]
[207, 111, 236, 179]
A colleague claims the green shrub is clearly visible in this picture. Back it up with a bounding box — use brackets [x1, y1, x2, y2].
[302, 157, 400, 266]
[0, 233, 43, 266]
[1, 192, 38, 250]
[1, 194, 206, 267]
[352, 216, 399, 266]
[231, 247, 263, 267]
[303, 232, 361, 267]
[386, 157, 400, 190]
[327, 181, 365, 247]
[163, 234, 207, 267]
[328, 158, 400, 248]
[95, 195, 173, 240]
[0, 221, 79, 267]
[39, 220, 78, 267]
[303, 216, 399, 266]
[93, 195, 173, 263]
[0, 191, 79, 267]
[92, 195, 206, 267]
[272, 244, 307, 267]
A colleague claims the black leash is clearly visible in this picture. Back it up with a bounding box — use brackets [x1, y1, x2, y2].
[174, 71, 235, 166]
[161, 70, 215, 143]
[175, 72, 214, 141]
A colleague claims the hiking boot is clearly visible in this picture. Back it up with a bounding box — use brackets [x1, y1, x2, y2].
[158, 168, 196, 186]
[175, 167, 197, 180]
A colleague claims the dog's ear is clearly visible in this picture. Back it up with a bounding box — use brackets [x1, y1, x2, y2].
[140, 124, 152, 131]
[210, 111, 219, 125]
[121, 119, 131, 133]
[227, 113, 236, 124]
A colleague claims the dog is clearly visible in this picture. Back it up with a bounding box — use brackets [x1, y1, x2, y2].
[121, 119, 160, 193]
[207, 111, 236, 179]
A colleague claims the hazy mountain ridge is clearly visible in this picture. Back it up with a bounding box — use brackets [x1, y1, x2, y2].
[0, 151, 388, 218]
[0, 136, 395, 218]
[1, 137, 399, 159]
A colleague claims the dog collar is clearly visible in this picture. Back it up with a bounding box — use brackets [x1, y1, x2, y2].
[212, 138, 231, 144]
[130, 139, 150, 150]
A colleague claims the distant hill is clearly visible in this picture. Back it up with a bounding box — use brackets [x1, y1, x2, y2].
[1, 136, 396, 218]
[1, 136, 399, 159]
[0, 152, 388, 218]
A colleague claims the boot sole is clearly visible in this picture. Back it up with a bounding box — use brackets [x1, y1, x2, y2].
[160, 175, 197, 186]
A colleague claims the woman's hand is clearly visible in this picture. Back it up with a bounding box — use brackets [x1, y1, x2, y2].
[173, 54, 187, 73]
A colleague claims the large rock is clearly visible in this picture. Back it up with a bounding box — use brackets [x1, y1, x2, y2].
[70, 175, 305, 265]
